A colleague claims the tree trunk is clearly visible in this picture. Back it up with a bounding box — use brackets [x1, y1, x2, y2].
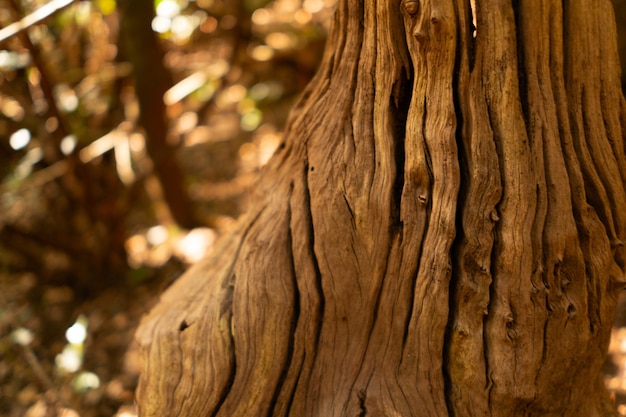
[117, 0, 198, 229]
[135, 0, 626, 415]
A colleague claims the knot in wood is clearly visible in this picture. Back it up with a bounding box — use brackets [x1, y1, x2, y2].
[403, 0, 419, 15]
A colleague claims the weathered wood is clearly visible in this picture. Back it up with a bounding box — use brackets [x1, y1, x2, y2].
[135, 0, 626, 415]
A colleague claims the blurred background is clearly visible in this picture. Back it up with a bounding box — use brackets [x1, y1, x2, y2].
[0, 0, 334, 415]
[0, 1, 625, 416]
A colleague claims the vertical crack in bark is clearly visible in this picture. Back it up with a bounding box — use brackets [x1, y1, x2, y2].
[390, 84, 411, 232]
[281, 367, 304, 417]
[444, 3, 473, 412]
[512, 2, 530, 134]
[342, 194, 357, 229]
[302, 154, 325, 362]
[579, 85, 619, 243]
[267, 183, 300, 417]
[483, 109, 499, 408]
[400, 196, 431, 353]
[421, 97, 434, 183]
[210, 279, 237, 417]
[356, 389, 367, 417]
[210, 207, 266, 416]
[388, 0, 414, 227]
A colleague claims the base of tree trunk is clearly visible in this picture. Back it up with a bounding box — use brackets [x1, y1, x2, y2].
[135, 1, 626, 415]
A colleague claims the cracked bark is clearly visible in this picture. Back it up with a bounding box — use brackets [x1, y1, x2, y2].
[135, 0, 626, 415]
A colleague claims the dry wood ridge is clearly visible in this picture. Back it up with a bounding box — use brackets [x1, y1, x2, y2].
[135, 0, 626, 416]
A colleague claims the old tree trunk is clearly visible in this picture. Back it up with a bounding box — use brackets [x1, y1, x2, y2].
[135, 0, 626, 415]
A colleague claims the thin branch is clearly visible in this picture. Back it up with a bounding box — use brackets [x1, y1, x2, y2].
[7, 0, 71, 159]
[0, 0, 75, 44]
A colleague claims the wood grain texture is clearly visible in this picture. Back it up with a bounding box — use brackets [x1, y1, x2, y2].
[135, 0, 626, 415]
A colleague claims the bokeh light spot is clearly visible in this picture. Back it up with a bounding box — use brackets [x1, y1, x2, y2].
[9, 128, 31, 150]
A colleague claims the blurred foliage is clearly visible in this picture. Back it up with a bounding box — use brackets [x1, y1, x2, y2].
[0, 0, 334, 288]
[0, 0, 333, 415]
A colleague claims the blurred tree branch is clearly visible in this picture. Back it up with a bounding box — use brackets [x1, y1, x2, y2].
[6, 0, 70, 160]
[0, 0, 74, 43]
[117, 0, 198, 229]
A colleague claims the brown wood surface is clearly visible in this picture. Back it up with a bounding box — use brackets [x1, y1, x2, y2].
[135, 1, 626, 415]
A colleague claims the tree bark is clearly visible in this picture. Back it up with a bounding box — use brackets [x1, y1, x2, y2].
[135, 0, 626, 416]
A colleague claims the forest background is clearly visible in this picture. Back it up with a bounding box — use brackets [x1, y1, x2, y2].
[0, 1, 625, 416]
